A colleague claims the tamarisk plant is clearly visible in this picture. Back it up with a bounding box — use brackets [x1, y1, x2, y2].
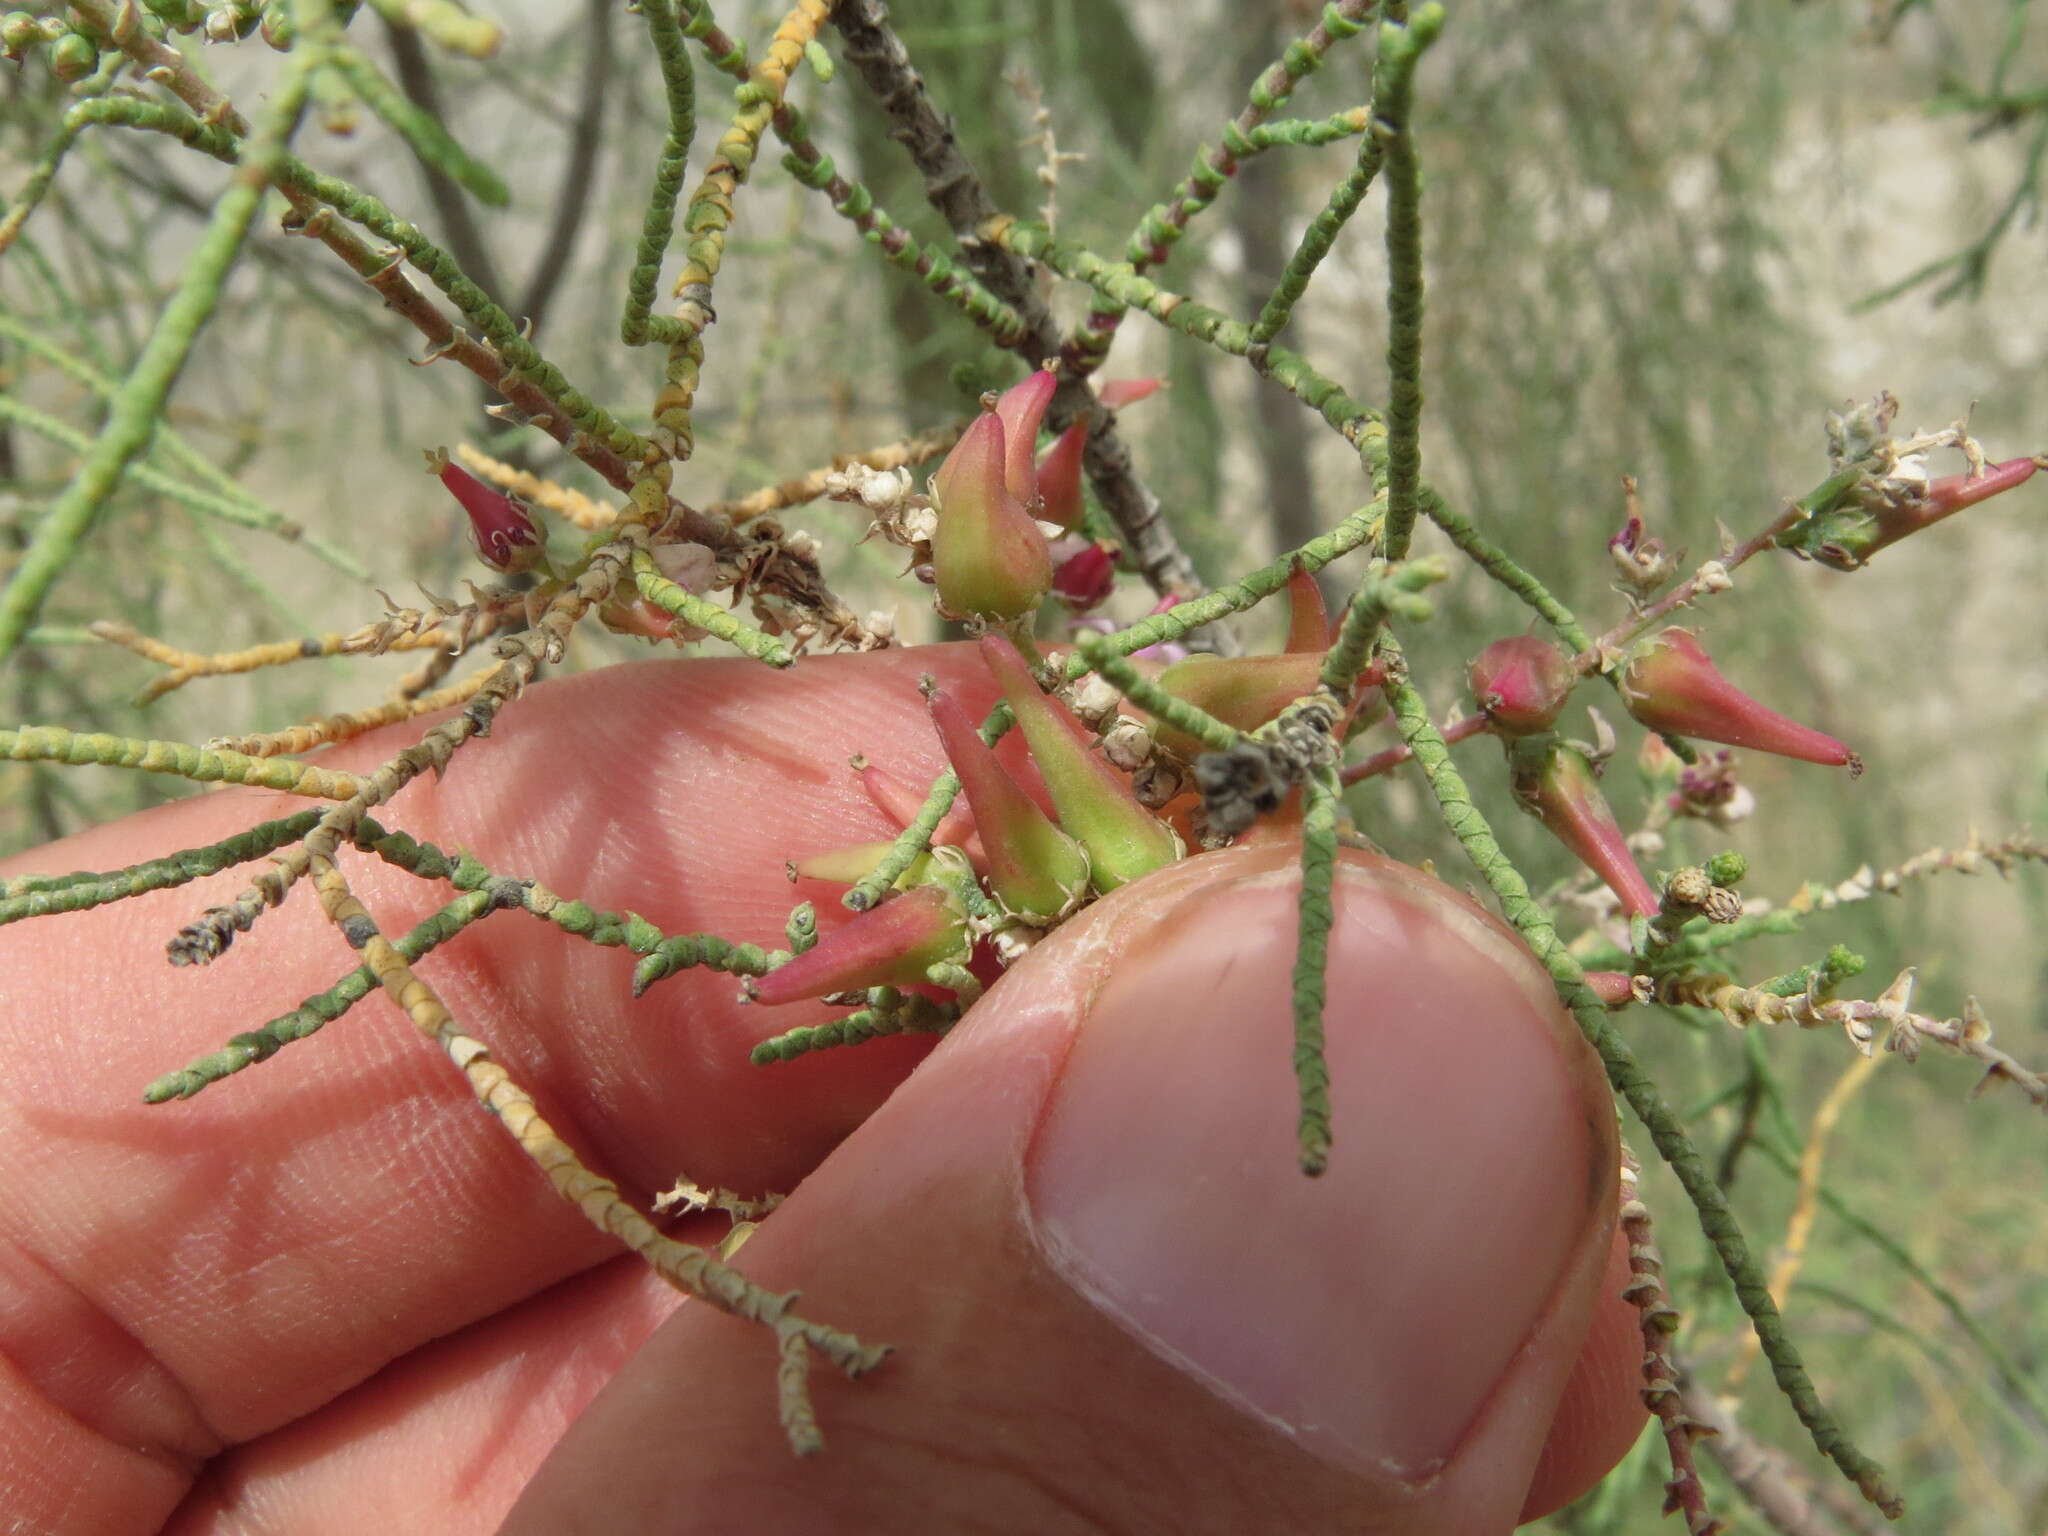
[2, 2, 2045, 1528]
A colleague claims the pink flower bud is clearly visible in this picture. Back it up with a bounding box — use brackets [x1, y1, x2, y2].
[1052, 539, 1119, 610]
[1582, 971, 1638, 1007]
[929, 686, 1090, 920]
[981, 633, 1181, 892]
[1035, 421, 1089, 532]
[748, 884, 968, 1007]
[930, 410, 1052, 621]
[1620, 629, 1855, 769]
[1468, 636, 1577, 736]
[428, 448, 543, 574]
[1097, 376, 1164, 411]
[993, 368, 1058, 505]
[1510, 738, 1659, 918]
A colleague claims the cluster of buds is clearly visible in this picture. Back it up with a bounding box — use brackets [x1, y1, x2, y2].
[920, 368, 1162, 625]
[752, 632, 1185, 1014]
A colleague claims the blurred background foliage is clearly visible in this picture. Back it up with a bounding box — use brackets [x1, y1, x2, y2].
[2, 1, 2044, 1530]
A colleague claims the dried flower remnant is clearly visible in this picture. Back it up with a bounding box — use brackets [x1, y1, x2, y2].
[425, 447, 546, 574]
[1621, 629, 1857, 771]
[1608, 476, 1678, 596]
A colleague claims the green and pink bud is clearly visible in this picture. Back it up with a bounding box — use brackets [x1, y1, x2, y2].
[748, 884, 968, 1006]
[993, 368, 1058, 505]
[1510, 736, 1659, 918]
[1151, 652, 1325, 761]
[980, 633, 1181, 892]
[929, 408, 1053, 622]
[1620, 629, 1855, 769]
[928, 684, 1090, 920]
[427, 447, 545, 574]
[1468, 636, 1577, 736]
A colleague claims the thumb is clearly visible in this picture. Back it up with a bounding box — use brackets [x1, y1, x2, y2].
[502, 842, 1641, 1535]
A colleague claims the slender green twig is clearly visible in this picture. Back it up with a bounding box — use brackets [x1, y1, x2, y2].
[142, 884, 502, 1103]
[1074, 633, 1239, 753]
[364, 0, 504, 60]
[1374, 6, 1443, 559]
[622, 0, 697, 346]
[0, 53, 122, 256]
[1240, 108, 1373, 153]
[630, 548, 794, 666]
[0, 810, 324, 922]
[1290, 765, 1341, 1174]
[0, 51, 318, 665]
[776, 104, 1026, 342]
[842, 703, 1011, 913]
[1319, 555, 1447, 695]
[654, 0, 833, 458]
[0, 312, 366, 579]
[324, 44, 509, 206]
[1251, 8, 1445, 349]
[1073, 0, 1380, 365]
[751, 990, 958, 1064]
[1378, 646, 1901, 1519]
[0, 724, 361, 800]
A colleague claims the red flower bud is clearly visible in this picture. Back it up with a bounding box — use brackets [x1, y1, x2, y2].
[1035, 421, 1089, 532]
[1283, 561, 1331, 654]
[1620, 629, 1854, 769]
[748, 884, 968, 1007]
[930, 410, 1052, 621]
[427, 448, 543, 574]
[1468, 636, 1576, 736]
[1051, 539, 1119, 611]
[993, 368, 1057, 505]
[1510, 737, 1659, 918]
[929, 686, 1090, 920]
[1859, 455, 2040, 563]
[981, 633, 1181, 892]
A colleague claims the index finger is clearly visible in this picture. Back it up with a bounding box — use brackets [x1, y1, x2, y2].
[0, 643, 1007, 1534]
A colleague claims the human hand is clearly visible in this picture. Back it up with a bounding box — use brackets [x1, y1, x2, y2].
[0, 644, 1644, 1534]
